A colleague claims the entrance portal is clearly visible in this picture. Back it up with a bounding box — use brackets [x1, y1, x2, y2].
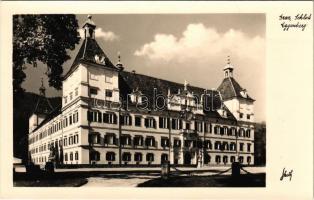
[184, 152, 192, 165]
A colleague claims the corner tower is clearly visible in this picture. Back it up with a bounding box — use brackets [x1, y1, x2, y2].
[217, 57, 255, 122]
[62, 15, 120, 110]
[28, 79, 53, 133]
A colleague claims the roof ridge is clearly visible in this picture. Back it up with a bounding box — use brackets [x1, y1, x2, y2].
[122, 70, 213, 92]
[82, 38, 88, 59]
[228, 77, 237, 96]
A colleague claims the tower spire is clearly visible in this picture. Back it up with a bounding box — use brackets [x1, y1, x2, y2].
[83, 15, 96, 39]
[223, 55, 234, 78]
[116, 51, 124, 71]
[39, 78, 46, 97]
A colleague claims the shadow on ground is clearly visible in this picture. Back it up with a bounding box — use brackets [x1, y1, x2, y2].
[137, 173, 266, 187]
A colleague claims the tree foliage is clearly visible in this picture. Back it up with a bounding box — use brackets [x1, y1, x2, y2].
[13, 14, 81, 96]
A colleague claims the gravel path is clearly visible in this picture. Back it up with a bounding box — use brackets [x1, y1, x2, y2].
[82, 174, 159, 187]
[80, 166, 265, 187]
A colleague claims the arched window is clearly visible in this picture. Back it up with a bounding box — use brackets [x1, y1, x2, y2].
[246, 129, 251, 138]
[239, 156, 244, 163]
[90, 151, 100, 161]
[239, 129, 245, 137]
[161, 154, 169, 163]
[231, 127, 237, 136]
[75, 151, 79, 160]
[230, 142, 236, 151]
[247, 156, 251, 165]
[224, 127, 228, 135]
[134, 152, 142, 162]
[215, 155, 221, 164]
[222, 142, 229, 151]
[214, 126, 220, 134]
[223, 156, 228, 164]
[215, 141, 221, 150]
[204, 153, 211, 164]
[122, 152, 131, 161]
[146, 153, 154, 162]
[204, 140, 212, 149]
[106, 152, 115, 161]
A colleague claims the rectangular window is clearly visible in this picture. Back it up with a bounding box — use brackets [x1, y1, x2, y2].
[161, 137, 169, 148]
[240, 143, 244, 151]
[120, 135, 131, 146]
[105, 89, 113, 97]
[135, 116, 141, 127]
[69, 92, 73, 100]
[64, 137, 67, 146]
[120, 115, 132, 126]
[195, 121, 203, 132]
[134, 136, 143, 146]
[105, 75, 113, 83]
[105, 134, 116, 145]
[173, 139, 181, 147]
[239, 113, 243, 118]
[103, 112, 117, 124]
[171, 119, 182, 130]
[247, 143, 251, 152]
[89, 88, 98, 95]
[90, 73, 98, 80]
[72, 113, 76, 123]
[69, 115, 72, 125]
[75, 151, 79, 160]
[145, 137, 155, 147]
[247, 115, 251, 120]
[69, 136, 73, 145]
[93, 112, 98, 122]
[89, 133, 100, 144]
[64, 96, 67, 104]
[145, 118, 156, 128]
[70, 152, 73, 161]
[159, 117, 169, 129]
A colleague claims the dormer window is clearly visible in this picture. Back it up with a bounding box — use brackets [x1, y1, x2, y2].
[130, 89, 143, 104]
[240, 89, 247, 98]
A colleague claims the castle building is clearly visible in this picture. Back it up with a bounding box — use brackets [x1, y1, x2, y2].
[28, 16, 255, 167]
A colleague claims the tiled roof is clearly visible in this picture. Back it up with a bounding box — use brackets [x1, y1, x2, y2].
[33, 95, 53, 115]
[32, 105, 62, 133]
[217, 77, 254, 101]
[119, 71, 236, 121]
[64, 38, 117, 79]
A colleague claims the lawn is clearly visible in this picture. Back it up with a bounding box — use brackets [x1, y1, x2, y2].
[137, 173, 266, 187]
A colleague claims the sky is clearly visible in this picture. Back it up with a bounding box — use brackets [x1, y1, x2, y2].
[22, 14, 266, 122]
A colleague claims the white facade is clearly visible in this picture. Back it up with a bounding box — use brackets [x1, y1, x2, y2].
[28, 16, 255, 168]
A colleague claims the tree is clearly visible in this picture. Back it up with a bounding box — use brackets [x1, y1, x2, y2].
[13, 14, 81, 97]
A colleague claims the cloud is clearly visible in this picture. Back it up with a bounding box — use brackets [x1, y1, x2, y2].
[134, 23, 264, 64]
[79, 28, 119, 41]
